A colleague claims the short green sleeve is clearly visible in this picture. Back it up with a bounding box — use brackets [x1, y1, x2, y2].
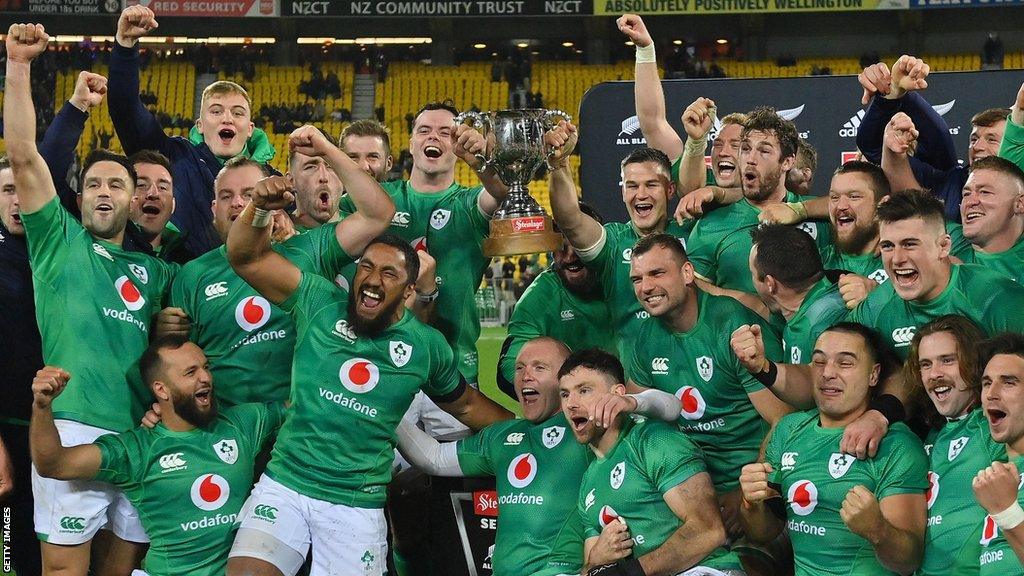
[640, 423, 707, 494]
[875, 427, 929, 500]
[93, 430, 146, 488]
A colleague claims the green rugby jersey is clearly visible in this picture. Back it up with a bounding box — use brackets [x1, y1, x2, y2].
[920, 409, 1006, 576]
[685, 191, 831, 294]
[577, 417, 740, 571]
[171, 226, 349, 406]
[337, 180, 490, 384]
[22, 197, 175, 431]
[783, 277, 849, 365]
[267, 272, 464, 507]
[579, 220, 690, 370]
[847, 264, 1024, 360]
[498, 268, 616, 386]
[91, 403, 284, 576]
[957, 234, 1024, 283]
[627, 290, 783, 492]
[456, 412, 591, 576]
[978, 453, 1024, 575]
[765, 410, 929, 576]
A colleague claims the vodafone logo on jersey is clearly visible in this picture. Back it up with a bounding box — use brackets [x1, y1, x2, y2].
[981, 515, 999, 546]
[339, 358, 380, 394]
[675, 387, 707, 420]
[926, 471, 939, 510]
[598, 505, 621, 527]
[788, 480, 818, 516]
[507, 454, 538, 488]
[235, 296, 272, 332]
[190, 474, 230, 511]
[411, 237, 428, 252]
[115, 275, 145, 311]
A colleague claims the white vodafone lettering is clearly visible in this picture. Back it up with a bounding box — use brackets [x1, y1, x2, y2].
[319, 387, 379, 417]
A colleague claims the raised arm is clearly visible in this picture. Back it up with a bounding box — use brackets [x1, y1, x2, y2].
[436, 385, 512, 432]
[289, 125, 396, 257]
[226, 176, 302, 304]
[617, 14, 682, 162]
[730, 325, 815, 409]
[881, 112, 925, 195]
[452, 124, 509, 216]
[40, 71, 107, 217]
[30, 367, 102, 481]
[108, 5, 169, 154]
[999, 82, 1024, 165]
[546, 122, 604, 250]
[4, 24, 57, 215]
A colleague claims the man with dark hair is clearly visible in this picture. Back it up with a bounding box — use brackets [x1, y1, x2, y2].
[496, 202, 616, 397]
[548, 121, 690, 369]
[746, 223, 848, 365]
[740, 323, 928, 575]
[624, 232, 793, 569]
[127, 149, 193, 264]
[288, 126, 346, 233]
[29, 336, 285, 576]
[109, 6, 279, 255]
[684, 107, 831, 295]
[171, 127, 394, 407]
[339, 118, 394, 182]
[973, 332, 1024, 573]
[903, 315, 1004, 576]
[5, 24, 177, 574]
[224, 172, 511, 575]
[848, 188, 1024, 358]
[558, 348, 743, 575]
[956, 156, 1024, 281]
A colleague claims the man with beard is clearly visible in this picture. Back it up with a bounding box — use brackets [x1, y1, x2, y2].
[956, 156, 1024, 282]
[559, 349, 743, 576]
[393, 337, 678, 576]
[847, 189, 1024, 359]
[225, 173, 511, 574]
[171, 127, 394, 407]
[740, 323, 928, 575]
[128, 150, 193, 264]
[340, 119, 394, 183]
[904, 315, 1004, 576]
[747, 224, 848, 366]
[785, 139, 817, 197]
[496, 202, 616, 398]
[973, 332, 1024, 573]
[5, 23, 176, 575]
[288, 142, 344, 233]
[624, 233, 792, 570]
[548, 124, 691, 369]
[110, 6, 279, 255]
[29, 336, 285, 576]
[684, 107, 831, 295]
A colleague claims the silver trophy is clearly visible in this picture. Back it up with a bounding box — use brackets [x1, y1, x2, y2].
[454, 108, 571, 256]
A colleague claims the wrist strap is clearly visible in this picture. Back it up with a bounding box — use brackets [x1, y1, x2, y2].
[994, 502, 1024, 530]
[683, 136, 708, 158]
[752, 360, 778, 388]
[869, 393, 905, 424]
[252, 207, 272, 228]
[635, 43, 656, 64]
[415, 287, 439, 303]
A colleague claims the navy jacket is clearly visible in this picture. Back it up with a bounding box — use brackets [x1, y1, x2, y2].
[0, 223, 39, 423]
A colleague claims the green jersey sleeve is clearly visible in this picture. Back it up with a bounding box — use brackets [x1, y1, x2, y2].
[875, 426, 929, 500]
[455, 422, 507, 477]
[457, 185, 491, 238]
[424, 332, 464, 400]
[683, 222, 717, 281]
[20, 196, 81, 285]
[627, 326, 653, 388]
[577, 225, 617, 286]
[227, 402, 287, 452]
[94, 430, 147, 489]
[277, 223, 353, 279]
[277, 272, 339, 332]
[764, 413, 798, 481]
[638, 422, 707, 493]
[169, 267, 200, 340]
[998, 113, 1024, 168]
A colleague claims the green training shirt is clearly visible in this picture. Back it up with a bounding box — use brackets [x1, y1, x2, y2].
[22, 197, 175, 431]
[783, 277, 849, 365]
[685, 191, 832, 294]
[456, 412, 591, 576]
[498, 268, 616, 386]
[765, 410, 929, 576]
[920, 409, 1006, 576]
[337, 180, 491, 384]
[577, 417, 741, 571]
[92, 403, 284, 576]
[627, 290, 783, 492]
[847, 264, 1024, 359]
[267, 272, 464, 507]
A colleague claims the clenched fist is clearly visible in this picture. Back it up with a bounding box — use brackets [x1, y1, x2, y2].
[884, 112, 919, 157]
[589, 517, 633, 566]
[252, 176, 296, 211]
[681, 97, 716, 141]
[116, 5, 158, 48]
[838, 273, 878, 310]
[452, 124, 488, 170]
[289, 125, 335, 159]
[6, 23, 49, 64]
[974, 461, 1021, 515]
[840, 485, 885, 539]
[739, 462, 778, 505]
[731, 324, 768, 375]
[545, 120, 579, 169]
[32, 367, 71, 410]
[69, 71, 108, 113]
[616, 14, 653, 48]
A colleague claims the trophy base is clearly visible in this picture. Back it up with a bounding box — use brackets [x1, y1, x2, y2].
[483, 215, 563, 257]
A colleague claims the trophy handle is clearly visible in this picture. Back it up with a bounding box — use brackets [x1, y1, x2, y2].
[542, 109, 573, 170]
[453, 110, 491, 170]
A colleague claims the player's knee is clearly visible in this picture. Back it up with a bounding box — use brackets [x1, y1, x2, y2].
[41, 543, 90, 576]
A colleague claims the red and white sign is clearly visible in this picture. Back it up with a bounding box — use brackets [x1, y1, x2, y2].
[511, 217, 546, 233]
[191, 474, 230, 511]
[125, 0, 278, 17]
[474, 490, 498, 517]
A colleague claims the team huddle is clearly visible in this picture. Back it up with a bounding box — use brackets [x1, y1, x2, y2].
[2, 6, 1024, 576]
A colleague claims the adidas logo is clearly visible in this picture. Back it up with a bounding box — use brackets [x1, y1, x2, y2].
[840, 110, 865, 138]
